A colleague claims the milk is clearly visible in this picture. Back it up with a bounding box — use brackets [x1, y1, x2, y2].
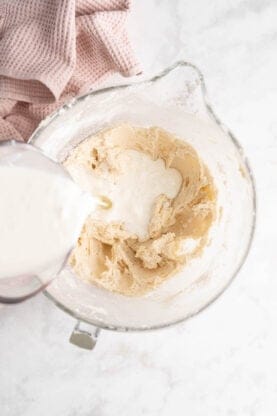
[0, 165, 94, 279]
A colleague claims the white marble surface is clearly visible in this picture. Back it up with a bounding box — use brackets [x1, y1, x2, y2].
[1, 1, 277, 415]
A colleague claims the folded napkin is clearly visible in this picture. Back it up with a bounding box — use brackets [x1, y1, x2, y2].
[0, 0, 140, 141]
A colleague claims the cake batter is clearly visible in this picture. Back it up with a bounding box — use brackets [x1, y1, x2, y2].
[64, 124, 217, 296]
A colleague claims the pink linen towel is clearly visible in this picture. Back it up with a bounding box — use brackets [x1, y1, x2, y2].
[0, 0, 140, 141]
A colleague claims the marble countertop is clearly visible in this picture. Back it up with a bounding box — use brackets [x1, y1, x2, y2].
[1, 1, 277, 415]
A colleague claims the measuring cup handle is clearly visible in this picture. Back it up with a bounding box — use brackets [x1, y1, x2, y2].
[69, 320, 101, 350]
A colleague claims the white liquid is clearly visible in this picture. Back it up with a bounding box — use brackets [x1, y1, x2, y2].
[67, 149, 182, 239]
[0, 166, 94, 279]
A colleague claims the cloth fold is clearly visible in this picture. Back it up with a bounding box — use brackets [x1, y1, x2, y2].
[0, 0, 140, 141]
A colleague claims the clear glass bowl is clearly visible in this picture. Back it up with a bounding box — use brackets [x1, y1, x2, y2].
[29, 61, 256, 345]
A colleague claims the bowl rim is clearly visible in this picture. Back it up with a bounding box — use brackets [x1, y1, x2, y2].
[29, 60, 257, 332]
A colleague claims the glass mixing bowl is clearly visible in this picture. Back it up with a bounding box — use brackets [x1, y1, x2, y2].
[29, 61, 256, 349]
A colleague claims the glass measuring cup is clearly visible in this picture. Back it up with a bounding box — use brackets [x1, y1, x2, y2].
[0, 141, 94, 304]
[29, 61, 256, 349]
